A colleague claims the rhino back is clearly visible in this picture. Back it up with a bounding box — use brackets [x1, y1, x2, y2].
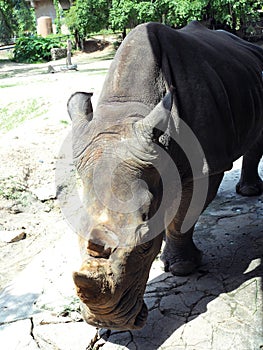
[157, 21, 263, 170]
[97, 22, 263, 173]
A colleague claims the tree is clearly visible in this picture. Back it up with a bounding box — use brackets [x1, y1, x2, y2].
[155, 0, 208, 27]
[154, 0, 262, 30]
[53, 0, 62, 34]
[110, 0, 161, 38]
[0, 0, 15, 43]
[65, 0, 110, 48]
[65, 0, 262, 47]
[0, 0, 36, 43]
[207, 0, 262, 31]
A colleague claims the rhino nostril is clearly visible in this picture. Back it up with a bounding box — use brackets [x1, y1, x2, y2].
[87, 227, 119, 259]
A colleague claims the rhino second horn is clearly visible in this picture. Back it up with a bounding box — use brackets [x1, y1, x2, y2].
[67, 91, 93, 122]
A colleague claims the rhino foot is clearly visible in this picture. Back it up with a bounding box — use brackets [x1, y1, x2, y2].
[160, 242, 202, 276]
[236, 179, 263, 197]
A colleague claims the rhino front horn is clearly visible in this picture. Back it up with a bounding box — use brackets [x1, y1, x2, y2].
[73, 270, 112, 305]
[73, 271, 104, 302]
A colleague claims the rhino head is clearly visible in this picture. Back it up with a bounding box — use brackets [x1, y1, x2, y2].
[67, 91, 174, 330]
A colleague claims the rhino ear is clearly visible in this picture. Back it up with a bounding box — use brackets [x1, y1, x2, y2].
[67, 92, 93, 122]
[133, 91, 174, 155]
[142, 91, 173, 133]
[67, 92, 94, 159]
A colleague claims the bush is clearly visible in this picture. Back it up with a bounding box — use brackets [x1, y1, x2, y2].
[13, 35, 67, 63]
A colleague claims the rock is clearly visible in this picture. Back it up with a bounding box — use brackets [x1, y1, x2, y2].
[47, 65, 56, 73]
[0, 230, 26, 243]
[0, 319, 39, 350]
[33, 322, 97, 350]
[31, 186, 56, 202]
[59, 64, 78, 71]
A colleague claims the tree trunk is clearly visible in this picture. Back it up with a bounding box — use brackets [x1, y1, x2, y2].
[122, 28, 126, 40]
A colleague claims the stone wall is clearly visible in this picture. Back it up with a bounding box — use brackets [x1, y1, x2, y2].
[50, 47, 67, 60]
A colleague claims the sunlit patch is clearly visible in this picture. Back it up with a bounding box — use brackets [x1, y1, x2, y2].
[98, 210, 109, 224]
[243, 258, 261, 274]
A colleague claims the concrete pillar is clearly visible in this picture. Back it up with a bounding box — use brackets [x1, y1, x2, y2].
[37, 16, 53, 37]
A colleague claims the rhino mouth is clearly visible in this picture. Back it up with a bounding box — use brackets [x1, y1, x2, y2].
[80, 299, 148, 330]
[133, 301, 148, 328]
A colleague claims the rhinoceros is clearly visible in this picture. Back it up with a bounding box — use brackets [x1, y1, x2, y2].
[67, 21, 263, 330]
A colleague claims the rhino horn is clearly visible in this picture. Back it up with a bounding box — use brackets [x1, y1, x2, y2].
[73, 271, 99, 292]
[67, 92, 93, 122]
[73, 270, 109, 304]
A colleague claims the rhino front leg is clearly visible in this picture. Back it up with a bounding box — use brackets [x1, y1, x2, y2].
[236, 134, 263, 196]
[161, 226, 202, 276]
[161, 174, 223, 276]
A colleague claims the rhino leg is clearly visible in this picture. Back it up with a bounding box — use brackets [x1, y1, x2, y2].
[161, 226, 202, 276]
[161, 174, 223, 276]
[236, 134, 263, 196]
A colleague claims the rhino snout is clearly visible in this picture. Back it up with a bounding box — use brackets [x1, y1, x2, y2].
[73, 267, 149, 330]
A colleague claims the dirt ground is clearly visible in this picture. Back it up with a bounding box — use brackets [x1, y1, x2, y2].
[0, 47, 114, 289]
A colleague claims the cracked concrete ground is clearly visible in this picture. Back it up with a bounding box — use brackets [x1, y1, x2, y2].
[0, 158, 262, 350]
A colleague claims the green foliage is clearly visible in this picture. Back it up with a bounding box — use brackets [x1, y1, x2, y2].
[53, 0, 62, 34]
[109, 0, 261, 31]
[65, 0, 110, 40]
[110, 0, 137, 30]
[0, 0, 262, 46]
[13, 35, 67, 63]
[0, 0, 14, 42]
[0, 97, 48, 132]
[65, 0, 262, 42]
[110, 0, 163, 31]
[162, 0, 208, 26]
[13, 0, 36, 36]
[0, 176, 27, 201]
[0, 0, 36, 42]
[208, 0, 262, 29]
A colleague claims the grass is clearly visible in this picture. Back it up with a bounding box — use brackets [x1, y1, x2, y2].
[0, 66, 48, 80]
[0, 83, 19, 88]
[60, 119, 69, 125]
[0, 176, 27, 201]
[0, 98, 49, 132]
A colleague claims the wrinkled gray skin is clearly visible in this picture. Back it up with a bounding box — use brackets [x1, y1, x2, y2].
[67, 22, 263, 330]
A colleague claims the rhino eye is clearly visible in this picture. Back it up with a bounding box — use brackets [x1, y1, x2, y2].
[138, 240, 153, 254]
[142, 213, 148, 221]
